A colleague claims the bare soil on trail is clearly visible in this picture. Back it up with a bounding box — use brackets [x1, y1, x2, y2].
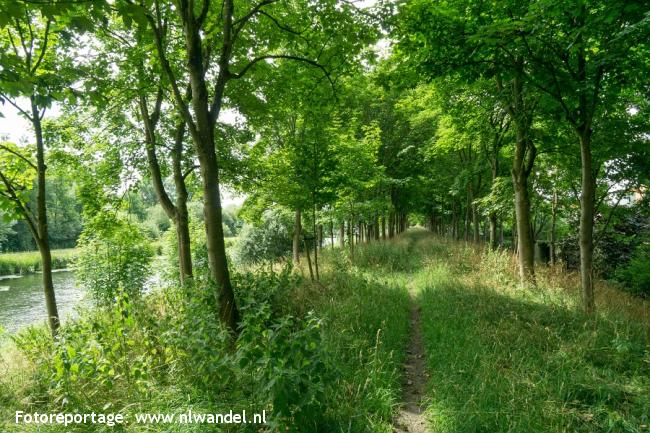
[393, 295, 429, 433]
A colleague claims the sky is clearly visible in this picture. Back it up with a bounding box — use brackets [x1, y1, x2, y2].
[0, 0, 381, 208]
[0, 98, 39, 144]
[0, 101, 245, 206]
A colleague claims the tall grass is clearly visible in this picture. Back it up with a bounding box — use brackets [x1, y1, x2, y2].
[411, 233, 650, 433]
[0, 248, 77, 276]
[4, 230, 645, 432]
[0, 246, 410, 432]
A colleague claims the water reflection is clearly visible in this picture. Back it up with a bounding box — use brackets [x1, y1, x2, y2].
[0, 271, 87, 334]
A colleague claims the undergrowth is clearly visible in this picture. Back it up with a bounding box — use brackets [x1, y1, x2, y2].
[412, 232, 650, 433]
[0, 247, 409, 432]
[3, 229, 646, 433]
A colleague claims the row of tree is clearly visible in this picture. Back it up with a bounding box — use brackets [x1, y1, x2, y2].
[0, 0, 648, 338]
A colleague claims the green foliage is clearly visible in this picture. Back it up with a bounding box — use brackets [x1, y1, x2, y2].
[75, 214, 153, 305]
[234, 208, 294, 265]
[615, 243, 650, 297]
[4, 251, 409, 432]
[351, 238, 416, 272]
[140, 205, 170, 239]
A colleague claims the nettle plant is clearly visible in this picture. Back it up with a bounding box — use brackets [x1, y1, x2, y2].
[76, 213, 153, 305]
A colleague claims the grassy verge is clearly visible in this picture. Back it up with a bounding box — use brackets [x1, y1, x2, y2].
[0, 248, 77, 276]
[0, 243, 409, 432]
[409, 233, 650, 433]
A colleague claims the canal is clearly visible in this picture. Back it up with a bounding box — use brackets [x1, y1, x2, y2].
[0, 271, 86, 334]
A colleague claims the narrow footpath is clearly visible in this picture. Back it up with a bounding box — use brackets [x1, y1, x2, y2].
[394, 290, 428, 433]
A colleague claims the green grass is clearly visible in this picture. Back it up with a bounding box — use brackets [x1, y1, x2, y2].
[2, 230, 647, 432]
[0, 244, 409, 432]
[0, 248, 77, 276]
[407, 233, 650, 433]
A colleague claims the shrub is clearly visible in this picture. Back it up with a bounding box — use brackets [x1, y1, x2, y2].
[615, 242, 650, 297]
[76, 214, 153, 305]
[234, 208, 293, 265]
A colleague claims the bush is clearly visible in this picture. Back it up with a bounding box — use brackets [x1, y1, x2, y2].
[615, 243, 650, 297]
[76, 214, 153, 305]
[234, 208, 293, 265]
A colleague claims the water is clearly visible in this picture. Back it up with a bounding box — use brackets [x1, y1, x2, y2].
[0, 271, 87, 334]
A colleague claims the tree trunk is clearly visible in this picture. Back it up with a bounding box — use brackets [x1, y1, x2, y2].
[38, 240, 59, 335]
[199, 146, 238, 330]
[550, 189, 557, 266]
[339, 222, 345, 248]
[330, 219, 334, 249]
[293, 209, 301, 265]
[150, 0, 239, 332]
[381, 214, 386, 240]
[348, 218, 354, 255]
[579, 133, 596, 313]
[303, 237, 314, 281]
[32, 102, 59, 336]
[318, 224, 323, 251]
[171, 121, 193, 284]
[512, 154, 536, 285]
[489, 213, 498, 250]
[472, 202, 480, 242]
[499, 220, 504, 246]
[465, 187, 471, 241]
[313, 206, 319, 281]
[499, 70, 536, 286]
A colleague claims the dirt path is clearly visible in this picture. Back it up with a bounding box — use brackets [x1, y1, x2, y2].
[394, 293, 428, 433]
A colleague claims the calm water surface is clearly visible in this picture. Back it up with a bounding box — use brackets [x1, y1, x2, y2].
[0, 271, 87, 334]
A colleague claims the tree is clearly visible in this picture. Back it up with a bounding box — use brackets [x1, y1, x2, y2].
[515, 0, 650, 312]
[394, 0, 545, 285]
[124, 0, 359, 331]
[0, 4, 66, 335]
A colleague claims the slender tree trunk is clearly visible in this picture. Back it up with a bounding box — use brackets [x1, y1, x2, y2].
[499, 70, 536, 286]
[303, 237, 314, 281]
[176, 209, 193, 285]
[199, 144, 238, 329]
[318, 224, 323, 251]
[339, 222, 345, 248]
[139, 85, 194, 285]
[489, 213, 498, 250]
[32, 103, 59, 336]
[472, 202, 480, 242]
[381, 214, 386, 240]
[171, 121, 193, 284]
[579, 133, 596, 313]
[488, 155, 499, 250]
[465, 188, 471, 241]
[550, 189, 557, 266]
[151, 0, 239, 332]
[293, 209, 301, 265]
[313, 205, 319, 281]
[512, 154, 536, 285]
[330, 219, 334, 249]
[38, 240, 59, 335]
[388, 211, 395, 238]
[348, 218, 354, 255]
